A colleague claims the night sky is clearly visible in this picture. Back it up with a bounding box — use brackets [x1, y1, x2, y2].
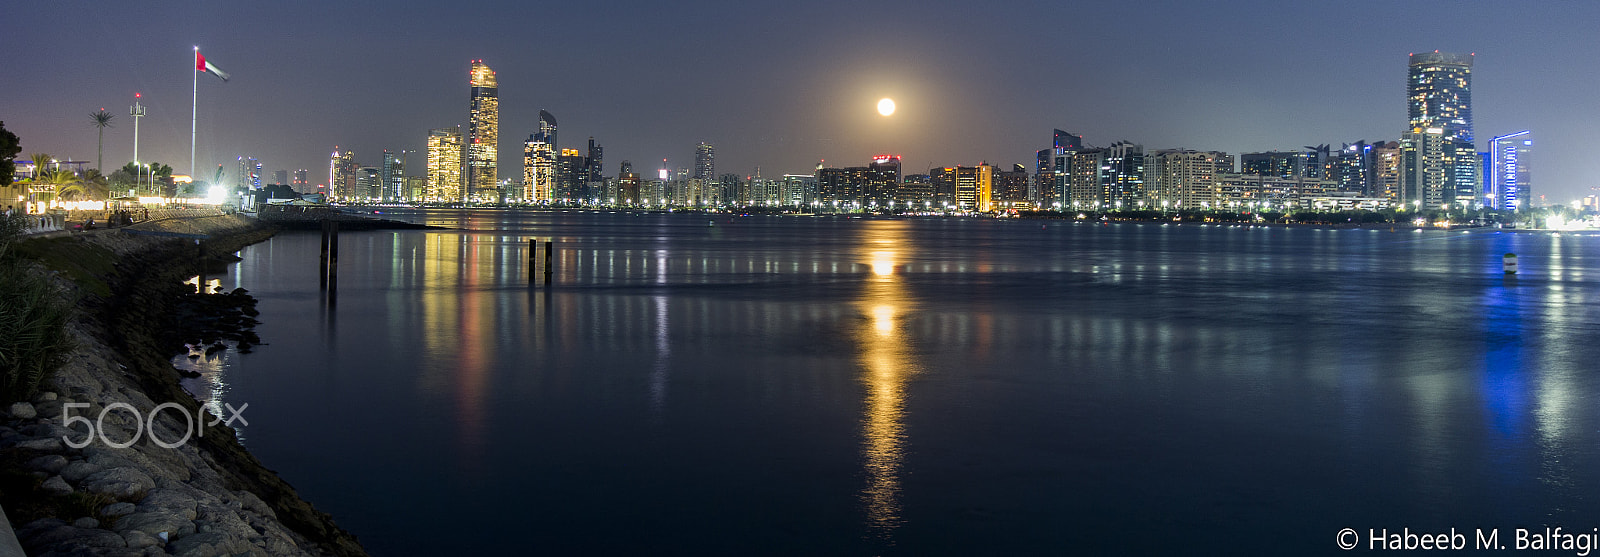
[4, 1, 1596, 200]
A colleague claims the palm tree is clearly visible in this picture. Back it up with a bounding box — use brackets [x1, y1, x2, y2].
[89, 110, 114, 173]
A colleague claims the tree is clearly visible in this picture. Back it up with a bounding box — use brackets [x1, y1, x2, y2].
[89, 110, 114, 173]
[0, 121, 18, 187]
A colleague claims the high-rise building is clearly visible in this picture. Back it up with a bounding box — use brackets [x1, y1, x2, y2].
[329, 148, 356, 200]
[381, 151, 405, 202]
[1060, 149, 1105, 210]
[1035, 130, 1085, 208]
[467, 60, 499, 202]
[236, 157, 261, 189]
[1488, 131, 1532, 210]
[292, 169, 309, 192]
[817, 157, 901, 208]
[1334, 141, 1374, 195]
[994, 164, 1030, 209]
[538, 111, 558, 151]
[557, 148, 587, 201]
[272, 170, 288, 186]
[1147, 150, 1229, 209]
[1408, 51, 1474, 143]
[426, 127, 463, 202]
[355, 166, 381, 199]
[694, 142, 715, 181]
[1103, 142, 1145, 209]
[524, 133, 555, 202]
[1399, 127, 1451, 209]
[1404, 51, 1479, 208]
[1372, 141, 1402, 202]
[586, 138, 604, 184]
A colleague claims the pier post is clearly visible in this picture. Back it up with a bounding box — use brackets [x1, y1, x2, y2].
[327, 220, 339, 305]
[320, 220, 330, 290]
[529, 239, 537, 285]
[196, 239, 206, 294]
[544, 241, 554, 285]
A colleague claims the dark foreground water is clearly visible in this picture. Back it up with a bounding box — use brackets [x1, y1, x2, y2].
[184, 210, 1600, 555]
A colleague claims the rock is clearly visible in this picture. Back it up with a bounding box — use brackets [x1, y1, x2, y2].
[73, 517, 100, 529]
[14, 437, 64, 452]
[34, 399, 64, 419]
[35, 391, 59, 402]
[27, 454, 69, 474]
[123, 529, 162, 549]
[114, 511, 192, 538]
[101, 502, 137, 518]
[236, 491, 276, 519]
[169, 531, 252, 557]
[9, 401, 37, 419]
[83, 467, 156, 499]
[41, 475, 73, 495]
[138, 488, 200, 520]
[61, 460, 103, 483]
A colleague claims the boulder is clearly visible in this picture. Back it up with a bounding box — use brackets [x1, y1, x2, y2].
[41, 475, 73, 495]
[27, 454, 69, 474]
[9, 401, 37, 419]
[60, 460, 102, 483]
[101, 502, 137, 518]
[82, 467, 156, 499]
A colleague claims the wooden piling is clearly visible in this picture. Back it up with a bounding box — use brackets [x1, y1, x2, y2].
[529, 239, 537, 285]
[327, 220, 339, 305]
[544, 240, 554, 285]
[319, 220, 331, 290]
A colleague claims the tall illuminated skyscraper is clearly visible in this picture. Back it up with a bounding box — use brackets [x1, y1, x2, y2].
[694, 142, 715, 181]
[329, 148, 355, 200]
[1403, 51, 1479, 207]
[467, 60, 499, 202]
[1489, 131, 1532, 210]
[426, 126, 463, 202]
[524, 133, 554, 202]
[538, 110, 558, 151]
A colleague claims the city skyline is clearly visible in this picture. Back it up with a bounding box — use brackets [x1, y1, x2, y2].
[4, 1, 1598, 202]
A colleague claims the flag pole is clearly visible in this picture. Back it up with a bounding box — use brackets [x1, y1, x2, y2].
[191, 46, 198, 180]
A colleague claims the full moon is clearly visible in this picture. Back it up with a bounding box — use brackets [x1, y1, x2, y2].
[877, 98, 896, 116]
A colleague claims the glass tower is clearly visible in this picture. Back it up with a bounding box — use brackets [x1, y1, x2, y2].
[467, 60, 499, 202]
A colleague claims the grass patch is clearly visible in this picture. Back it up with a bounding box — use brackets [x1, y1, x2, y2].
[8, 237, 116, 298]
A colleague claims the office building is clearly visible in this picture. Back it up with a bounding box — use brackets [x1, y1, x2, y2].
[467, 60, 499, 202]
[426, 127, 463, 202]
[1488, 131, 1532, 210]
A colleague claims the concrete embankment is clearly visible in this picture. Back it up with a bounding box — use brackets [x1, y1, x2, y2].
[1, 215, 367, 556]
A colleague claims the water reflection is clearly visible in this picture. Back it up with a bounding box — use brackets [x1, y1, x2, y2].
[855, 222, 918, 538]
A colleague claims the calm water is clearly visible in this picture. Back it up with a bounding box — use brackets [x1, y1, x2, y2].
[184, 210, 1600, 555]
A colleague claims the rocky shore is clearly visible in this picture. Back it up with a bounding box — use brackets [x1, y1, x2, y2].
[1, 215, 366, 556]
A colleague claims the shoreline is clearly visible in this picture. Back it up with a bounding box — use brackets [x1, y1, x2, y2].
[1, 215, 366, 556]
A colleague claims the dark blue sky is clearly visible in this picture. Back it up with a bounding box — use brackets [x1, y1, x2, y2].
[4, 1, 1596, 201]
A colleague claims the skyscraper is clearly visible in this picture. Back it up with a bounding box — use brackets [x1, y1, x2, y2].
[329, 148, 355, 200]
[237, 157, 261, 189]
[1146, 150, 1229, 209]
[467, 60, 499, 202]
[1408, 52, 1474, 143]
[524, 133, 555, 202]
[586, 138, 604, 184]
[1489, 131, 1532, 210]
[292, 169, 309, 192]
[426, 127, 463, 202]
[694, 142, 715, 181]
[538, 110, 558, 151]
[381, 150, 405, 201]
[1404, 51, 1479, 207]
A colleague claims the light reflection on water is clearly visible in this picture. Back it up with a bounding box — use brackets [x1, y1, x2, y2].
[855, 222, 919, 538]
[202, 211, 1600, 555]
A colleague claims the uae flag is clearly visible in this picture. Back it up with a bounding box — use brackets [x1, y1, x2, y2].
[197, 51, 230, 81]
